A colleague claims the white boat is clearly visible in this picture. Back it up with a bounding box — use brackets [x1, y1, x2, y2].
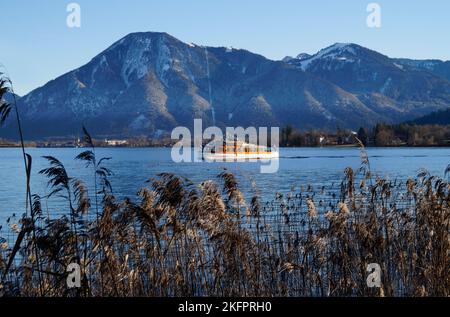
[203, 139, 279, 162]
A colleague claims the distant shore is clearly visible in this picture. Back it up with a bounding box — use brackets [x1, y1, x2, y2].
[2, 143, 450, 149]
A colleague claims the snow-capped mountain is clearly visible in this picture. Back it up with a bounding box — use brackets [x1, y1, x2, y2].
[2, 34, 450, 139]
[286, 43, 450, 120]
[290, 43, 360, 71]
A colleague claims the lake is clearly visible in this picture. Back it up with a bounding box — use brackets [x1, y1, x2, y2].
[1, 147, 450, 224]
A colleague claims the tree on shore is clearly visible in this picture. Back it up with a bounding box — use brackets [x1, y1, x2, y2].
[357, 127, 369, 146]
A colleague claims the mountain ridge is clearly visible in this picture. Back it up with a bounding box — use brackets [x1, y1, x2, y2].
[2, 33, 450, 140]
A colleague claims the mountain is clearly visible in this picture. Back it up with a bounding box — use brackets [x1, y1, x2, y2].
[0, 33, 381, 139]
[2, 34, 450, 139]
[407, 108, 450, 125]
[394, 58, 450, 82]
[282, 53, 311, 63]
[286, 43, 450, 121]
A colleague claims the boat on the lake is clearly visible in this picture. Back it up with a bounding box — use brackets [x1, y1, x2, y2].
[203, 138, 279, 161]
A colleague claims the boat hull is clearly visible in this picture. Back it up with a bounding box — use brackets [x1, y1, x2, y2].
[203, 151, 279, 162]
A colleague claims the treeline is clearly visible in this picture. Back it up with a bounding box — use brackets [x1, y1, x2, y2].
[281, 123, 450, 147]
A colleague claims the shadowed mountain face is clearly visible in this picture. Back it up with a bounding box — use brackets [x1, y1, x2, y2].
[407, 108, 450, 125]
[2, 34, 450, 139]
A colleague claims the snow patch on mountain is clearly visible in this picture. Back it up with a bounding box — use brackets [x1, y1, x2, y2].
[121, 36, 153, 86]
[397, 59, 441, 70]
[155, 40, 173, 86]
[393, 63, 404, 70]
[380, 77, 392, 94]
[91, 55, 109, 87]
[299, 43, 355, 70]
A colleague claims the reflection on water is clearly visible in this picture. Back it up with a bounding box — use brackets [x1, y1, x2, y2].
[1, 147, 449, 223]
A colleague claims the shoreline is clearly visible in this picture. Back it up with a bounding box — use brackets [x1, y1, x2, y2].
[2, 144, 450, 149]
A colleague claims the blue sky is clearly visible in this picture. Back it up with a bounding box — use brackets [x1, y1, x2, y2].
[1, 0, 450, 95]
